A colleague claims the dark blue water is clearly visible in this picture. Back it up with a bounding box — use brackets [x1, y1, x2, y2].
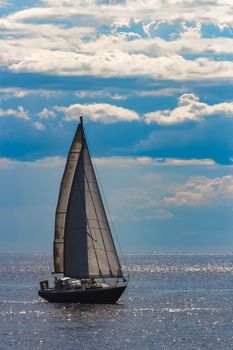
[1, 253, 233, 349]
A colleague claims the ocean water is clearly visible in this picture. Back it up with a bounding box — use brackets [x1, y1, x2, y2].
[1, 253, 233, 349]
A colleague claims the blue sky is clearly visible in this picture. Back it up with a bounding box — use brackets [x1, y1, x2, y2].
[0, 0, 233, 252]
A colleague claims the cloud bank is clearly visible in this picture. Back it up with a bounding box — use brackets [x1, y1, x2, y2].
[0, 155, 218, 169]
[94, 156, 216, 167]
[1, 2, 233, 80]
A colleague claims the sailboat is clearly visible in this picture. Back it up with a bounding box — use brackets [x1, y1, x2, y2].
[38, 117, 128, 304]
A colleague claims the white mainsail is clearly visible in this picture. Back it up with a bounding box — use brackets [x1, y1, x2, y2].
[53, 119, 123, 279]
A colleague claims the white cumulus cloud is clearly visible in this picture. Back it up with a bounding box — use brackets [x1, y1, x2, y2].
[33, 121, 46, 130]
[145, 93, 233, 124]
[0, 88, 29, 99]
[38, 107, 56, 119]
[1, 3, 233, 81]
[0, 106, 30, 120]
[163, 175, 233, 207]
[55, 103, 140, 123]
[35, 1, 233, 25]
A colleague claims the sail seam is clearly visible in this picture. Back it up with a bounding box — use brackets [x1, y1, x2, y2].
[64, 245, 118, 253]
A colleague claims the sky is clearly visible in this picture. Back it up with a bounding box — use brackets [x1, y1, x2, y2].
[0, 0, 233, 253]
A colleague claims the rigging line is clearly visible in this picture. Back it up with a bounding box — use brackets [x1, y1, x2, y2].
[86, 231, 97, 242]
[85, 132, 129, 280]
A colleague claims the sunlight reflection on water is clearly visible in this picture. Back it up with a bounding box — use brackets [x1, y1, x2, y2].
[1, 253, 233, 349]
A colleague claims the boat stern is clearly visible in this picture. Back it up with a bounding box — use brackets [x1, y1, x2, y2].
[39, 280, 49, 290]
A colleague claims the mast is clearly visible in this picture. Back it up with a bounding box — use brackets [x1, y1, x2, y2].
[80, 115, 83, 127]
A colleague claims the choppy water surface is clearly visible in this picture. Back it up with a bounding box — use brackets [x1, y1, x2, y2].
[1, 253, 233, 349]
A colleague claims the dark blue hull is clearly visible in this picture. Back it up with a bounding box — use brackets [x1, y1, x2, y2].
[38, 285, 126, 304]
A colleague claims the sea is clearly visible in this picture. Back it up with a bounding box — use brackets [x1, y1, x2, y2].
[1, 253, 233, 350]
